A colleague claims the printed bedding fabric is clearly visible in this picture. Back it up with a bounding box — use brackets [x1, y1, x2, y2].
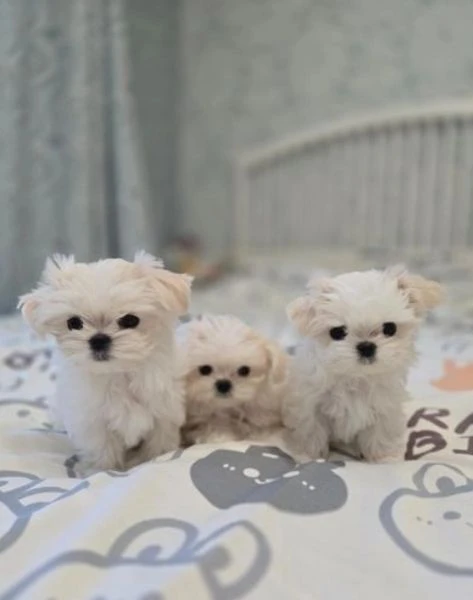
[1, 305, 473, 598]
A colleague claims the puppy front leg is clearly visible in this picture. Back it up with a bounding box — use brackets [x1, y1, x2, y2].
[139, 420, 181, 462]
[284, 414, 330, 462]
[76, 427, 126, 474]
[356, 408, 405, 463]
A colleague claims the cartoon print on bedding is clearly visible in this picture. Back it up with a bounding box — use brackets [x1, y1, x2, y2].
[0, 397, 53, 431]
[2, 518, 271, 600]
[1, 347, 55, 391]
[191, 445, 347, 513]
[380, 463, 473, 575]
[3, 348, 52, 372]
[65, 450, 185, 478]
[0, 346, 55, 431]
[432, 359, 473, 392]
[0, 471, 88, 554]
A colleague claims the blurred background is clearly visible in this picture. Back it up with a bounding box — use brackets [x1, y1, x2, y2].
[2, 0, 473, 322]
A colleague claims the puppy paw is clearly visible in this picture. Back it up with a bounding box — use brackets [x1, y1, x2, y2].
[288, 450, 312, 465]
[357, 426, 405, 464]
[362, 445, 404, 463]
[78, 451, 125, 475]
[283, 429, 329, 464]
[292, 444, 330, 464]
[74, 457, 98, 477]
[366, 451, 404, 464]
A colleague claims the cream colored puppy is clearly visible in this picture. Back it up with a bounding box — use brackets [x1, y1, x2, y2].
[19, 252, 192, 472]
[179, 315, 288, 446]
[284, 266, 443, 463]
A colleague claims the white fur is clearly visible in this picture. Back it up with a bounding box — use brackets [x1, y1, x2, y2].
[19, 252, 192, 472]
[179, 315, 288, 445]
[284, 266, 444, 463]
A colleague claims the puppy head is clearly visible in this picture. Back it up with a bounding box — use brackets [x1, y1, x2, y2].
[19, 251, 192, 372]
[287, 266, 443, 378]
[182, 315, 287, 410]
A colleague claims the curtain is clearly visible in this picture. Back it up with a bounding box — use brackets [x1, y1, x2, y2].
[0, 0, 165, 313]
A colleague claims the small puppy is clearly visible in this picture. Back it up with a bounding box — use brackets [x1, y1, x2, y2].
[284, 266, 443, 462]
[19, 252, 192, 472]
[179, 315, 288, 446]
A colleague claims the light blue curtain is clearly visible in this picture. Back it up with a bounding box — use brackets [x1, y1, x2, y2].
[0, 0, 169, 313]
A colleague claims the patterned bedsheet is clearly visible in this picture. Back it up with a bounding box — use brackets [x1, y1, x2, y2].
[1, 271, 473, 599]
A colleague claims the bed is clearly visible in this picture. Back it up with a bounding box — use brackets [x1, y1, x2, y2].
[2, 104, 473, 599]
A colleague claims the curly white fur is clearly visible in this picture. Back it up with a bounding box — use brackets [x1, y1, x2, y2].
[283, 266, 444, 463]
[19, 252, 192, 472]
[179, 315, 288, 446]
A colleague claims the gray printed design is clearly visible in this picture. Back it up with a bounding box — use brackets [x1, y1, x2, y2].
[3, 348, 52, 372]
[191, 445, 347, 514]
[0, 470, 89, 554]
[0, 346, 56, 428]
[0, 376, 24, 393]
[2, 518, 271, 600]
[380, 463, 473, 575]
[0, 397, 53, 431]
[440, 334, 473, 354]
[65, 449, 185, 479]
[1, 348, 55, 389]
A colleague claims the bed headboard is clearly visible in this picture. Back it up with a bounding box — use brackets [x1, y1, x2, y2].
[233, 101, 473, 265]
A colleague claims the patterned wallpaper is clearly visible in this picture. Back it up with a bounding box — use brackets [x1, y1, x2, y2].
[178, 0, 473, 257]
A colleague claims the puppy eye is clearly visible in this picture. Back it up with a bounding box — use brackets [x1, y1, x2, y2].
[329, 326, 347, 341]
[118, 314, 140, 329]
[67, 316, 83, 331]
[382, 322, 397, 337]
[238, 365, 251, 377]
[199, 365, 213, 376]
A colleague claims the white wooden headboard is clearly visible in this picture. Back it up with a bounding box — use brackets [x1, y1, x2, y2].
[233, 101, 473, 265]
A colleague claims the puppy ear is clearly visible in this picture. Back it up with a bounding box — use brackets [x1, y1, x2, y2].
[265, 341, 288, 387]
[186, 318, 210, 342]
[307, 276, 334, 295]
[399, 274, 444, 315]
[133, 250, 164, 270]
[134, 251, 193, 315]
[42, 254, 76, 287]
[18, 292, 38, 328]
[155, 270, 193, 315]
[289, 276, 334, 335]
[18, 290, 48, 335]
[287, 295, 317, 336]
[17, 254, 74, 335]
[389, 266, 444, 315]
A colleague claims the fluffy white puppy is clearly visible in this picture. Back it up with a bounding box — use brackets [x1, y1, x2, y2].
[19, 251, 192, 472]
[284, 267, 443, 462]
[179, 315, 288, 446]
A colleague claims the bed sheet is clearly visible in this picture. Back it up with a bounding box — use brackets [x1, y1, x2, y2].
[1, 274, 473, 599]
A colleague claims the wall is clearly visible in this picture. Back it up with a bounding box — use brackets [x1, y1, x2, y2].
[178, 0, 473, 258]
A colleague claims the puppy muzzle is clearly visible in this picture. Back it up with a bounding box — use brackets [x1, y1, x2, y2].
[215, 379, 232, 396]
[356, 341, 377, 364]
[89, 333, 112, 361]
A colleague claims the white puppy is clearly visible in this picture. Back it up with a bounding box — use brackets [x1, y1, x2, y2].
[179, 315, 288, 446]
[284, 267, 443, 462]
[19, 252, 192, 472]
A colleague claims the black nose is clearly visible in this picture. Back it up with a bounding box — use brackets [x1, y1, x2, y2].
[357, 341, 377, 359]
[89, 333, 112, 352]
[215, 379, 232, 395]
